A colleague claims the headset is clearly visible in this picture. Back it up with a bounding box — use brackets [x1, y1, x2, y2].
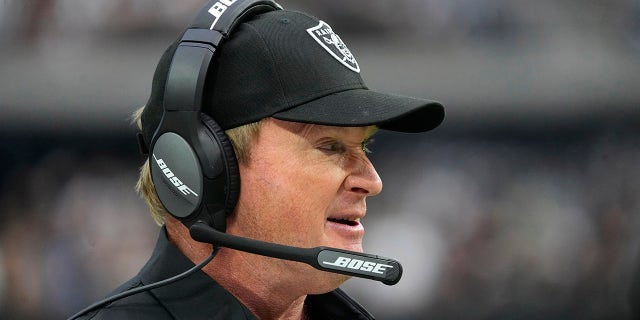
[148, 0, 282, 233]
[147, 0, 402, 285]
[145, 0, 401, 287]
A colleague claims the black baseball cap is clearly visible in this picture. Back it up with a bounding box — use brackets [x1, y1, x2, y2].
[141, 10, 444, 145]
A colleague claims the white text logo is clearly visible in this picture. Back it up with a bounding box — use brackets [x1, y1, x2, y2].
[207, 0, 239, 30]
[153, 154, 199, 197]
[322, 256, 392, 274]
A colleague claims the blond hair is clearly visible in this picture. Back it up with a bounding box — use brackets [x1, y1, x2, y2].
[132, 107, 261, 225]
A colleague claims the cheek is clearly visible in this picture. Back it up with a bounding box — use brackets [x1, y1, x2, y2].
[238, 158, 344, 244]
[267, 154, 342, 203]
[266, 165, 334, 221]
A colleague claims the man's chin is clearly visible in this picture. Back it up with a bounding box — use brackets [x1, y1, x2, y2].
[334, 242, 363, 253]
[306, 272, 351, 295]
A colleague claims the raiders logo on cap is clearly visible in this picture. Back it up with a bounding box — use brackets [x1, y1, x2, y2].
[306, 20, 360, 73]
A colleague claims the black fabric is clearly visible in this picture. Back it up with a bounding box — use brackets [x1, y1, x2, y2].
[141, 8, 444, 148]
[206, 11, 366, 129]
[75, 227, 375, 320]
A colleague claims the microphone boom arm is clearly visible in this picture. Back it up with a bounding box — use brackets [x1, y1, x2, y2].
[189, 222, 402, 285]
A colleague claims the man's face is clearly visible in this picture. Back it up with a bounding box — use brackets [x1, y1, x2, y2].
[228, 118, 382, 288]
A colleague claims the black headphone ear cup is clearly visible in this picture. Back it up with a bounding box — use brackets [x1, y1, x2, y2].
[200, 113, 241, 221]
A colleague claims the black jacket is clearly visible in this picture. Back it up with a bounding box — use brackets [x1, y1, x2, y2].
[74, 227, 375, 319]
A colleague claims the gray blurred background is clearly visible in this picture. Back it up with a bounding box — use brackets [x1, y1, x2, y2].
[1, 0, 639, 319]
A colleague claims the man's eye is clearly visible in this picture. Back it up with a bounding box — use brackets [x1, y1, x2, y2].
[318, 142, 345, 153]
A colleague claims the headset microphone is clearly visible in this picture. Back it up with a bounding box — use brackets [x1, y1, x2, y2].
[189, 221, 403, 285]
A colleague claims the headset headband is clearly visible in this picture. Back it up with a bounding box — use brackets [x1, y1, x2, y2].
[162, 0, 282, 115]
[148, 0, 282, 231]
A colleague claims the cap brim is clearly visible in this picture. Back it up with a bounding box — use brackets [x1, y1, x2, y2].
[272, 88, 444, 133]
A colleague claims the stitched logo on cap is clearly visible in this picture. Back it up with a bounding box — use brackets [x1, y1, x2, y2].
[306, 20, 360, 73]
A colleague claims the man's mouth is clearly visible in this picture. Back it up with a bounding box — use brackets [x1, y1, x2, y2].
[327, 218, 360, 227]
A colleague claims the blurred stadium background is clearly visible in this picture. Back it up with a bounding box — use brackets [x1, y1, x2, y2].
[1, 0, 639, 319]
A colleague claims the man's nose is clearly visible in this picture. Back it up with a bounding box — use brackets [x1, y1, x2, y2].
[344, 156, 383, 196]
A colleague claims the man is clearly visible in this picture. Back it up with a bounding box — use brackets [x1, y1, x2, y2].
[72, 3, 443, 320]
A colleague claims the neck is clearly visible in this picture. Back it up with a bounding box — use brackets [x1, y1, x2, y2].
[206, 247, 309, 320]
[165, 218, 308, 320]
